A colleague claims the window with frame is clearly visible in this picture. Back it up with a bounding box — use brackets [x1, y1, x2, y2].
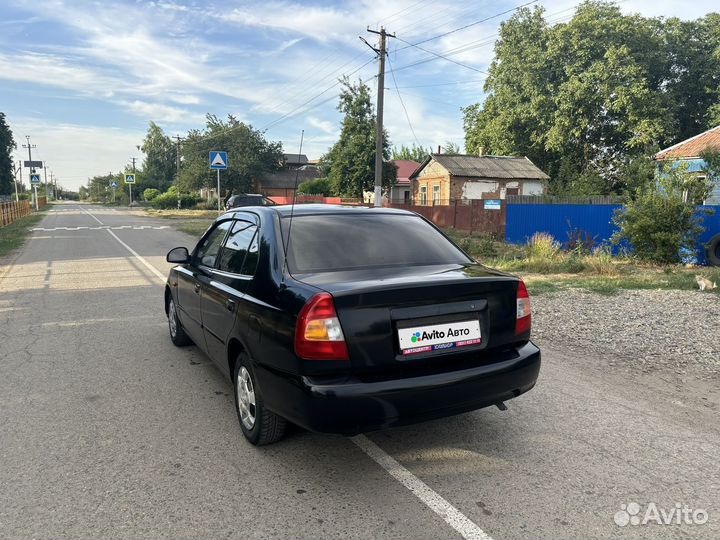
[194, 220, 233, 268]
[420, 186, 427, 205]
[432, 185, 440, 205]
[217, 220, 257, 274]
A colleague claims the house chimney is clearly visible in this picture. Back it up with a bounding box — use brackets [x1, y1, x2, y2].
[437, 145, 442, 154]
[478, 146, 485, 156]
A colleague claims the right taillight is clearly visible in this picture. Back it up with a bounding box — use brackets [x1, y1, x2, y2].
[515, 280, 531, 336]
[294, 293, 349, 360]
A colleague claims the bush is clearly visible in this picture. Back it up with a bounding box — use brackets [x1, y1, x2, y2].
[298, 177, 334, 196]
[195, 198, 219, 211]
[150, 190, 200, 209]
[613, 166, 712, 263]
[526, 232, 561, 259]
[143, 188, 160, 201]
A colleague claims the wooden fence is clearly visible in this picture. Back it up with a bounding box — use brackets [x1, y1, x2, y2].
[385, 199, 507, 238]
[1, 200, 32, 227]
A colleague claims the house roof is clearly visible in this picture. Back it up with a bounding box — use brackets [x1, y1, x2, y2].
[411, 154, 549, 180]
[655, 125, 720, 160]
[283, 153, 309, 165]
[259, 168, 320, 189]
[390, 159, 420, 185]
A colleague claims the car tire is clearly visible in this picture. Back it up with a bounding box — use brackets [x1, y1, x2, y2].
[233, 352, 286, 445]
[168, 297, 193, 347]
[707, 234, 720, 267]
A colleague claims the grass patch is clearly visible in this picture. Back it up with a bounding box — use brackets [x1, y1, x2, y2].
[146, 208, 218, 219]
[444, 227, 720, 295]
[0, 207, 51, 258]
[174, 219, 214, 238]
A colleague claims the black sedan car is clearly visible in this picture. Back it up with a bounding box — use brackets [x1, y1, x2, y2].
[164, 205, 540, 445]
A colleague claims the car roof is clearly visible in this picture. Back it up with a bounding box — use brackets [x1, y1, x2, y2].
[218, 204, 417, 222]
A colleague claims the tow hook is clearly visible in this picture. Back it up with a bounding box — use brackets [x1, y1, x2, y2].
[496, 401, 508, 411]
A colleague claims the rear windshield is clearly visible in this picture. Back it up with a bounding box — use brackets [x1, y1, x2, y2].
[283, 214, 471, 273]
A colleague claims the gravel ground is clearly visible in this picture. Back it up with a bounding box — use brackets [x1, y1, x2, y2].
[532, 289, 720, 379]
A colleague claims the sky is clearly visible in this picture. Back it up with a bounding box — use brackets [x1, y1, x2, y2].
[1, 0, 718, 191]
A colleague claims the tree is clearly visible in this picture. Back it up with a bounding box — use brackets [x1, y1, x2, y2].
[0, 112, 16, 195]
[392, 143, 431, 162]
[613, 163, 712, 262]
[442, 141, 461, 155]
[179, 115, 283, 197]
[297, 177, 335, 196]
[322, 78, 396, 198]
[141, 122, 176, 192]
[462, 1, 720, 195]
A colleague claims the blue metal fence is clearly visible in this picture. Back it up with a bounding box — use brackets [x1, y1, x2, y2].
[506, 203, 720, 264]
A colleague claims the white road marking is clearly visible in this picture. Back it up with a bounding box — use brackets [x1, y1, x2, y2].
[351, 434, 493, 540]
[80, 207, 166, 284]
[31, 225, 169, 231]
[77, 205, 490, 540]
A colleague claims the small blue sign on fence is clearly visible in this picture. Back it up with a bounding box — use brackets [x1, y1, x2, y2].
[484, 199, 501, 210]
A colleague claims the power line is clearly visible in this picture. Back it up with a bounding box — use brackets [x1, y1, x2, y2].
[394, 36, 487, 74]
[387, 55, 423, 149]
[396, 0, 538, 52]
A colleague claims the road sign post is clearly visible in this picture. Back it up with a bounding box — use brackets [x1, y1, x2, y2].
[209, 151, 228, 212]
[124, 174, 135, 206]
[30, 173, 41, 210]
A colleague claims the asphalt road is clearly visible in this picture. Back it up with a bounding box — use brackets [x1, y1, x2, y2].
[0, 203, 717, 540]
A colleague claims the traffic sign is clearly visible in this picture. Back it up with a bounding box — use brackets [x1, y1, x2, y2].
[209, 151, 228, 170]
[30, 174, 41, 185]
[110, 181, 118, 188]
[124, 174, 136, 184]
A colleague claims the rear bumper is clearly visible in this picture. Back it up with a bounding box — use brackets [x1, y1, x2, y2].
[257, 342, 541, 435]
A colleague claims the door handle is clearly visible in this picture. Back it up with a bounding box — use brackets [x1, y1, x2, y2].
[226, 299, 236, 312]
[194, 283, 201, 294]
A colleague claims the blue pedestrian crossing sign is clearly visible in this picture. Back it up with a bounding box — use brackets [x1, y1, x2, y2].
[30, 174, 41, 185]
[209, 151, 228, 170]
[110, 181, 118, 188]
[124, 174, 136, 184]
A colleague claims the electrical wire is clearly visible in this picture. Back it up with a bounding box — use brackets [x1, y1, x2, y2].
[387, 55, 423, 149]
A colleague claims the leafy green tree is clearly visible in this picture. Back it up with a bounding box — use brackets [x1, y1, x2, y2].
[179, 115, 283, 197]
[613, 164, 712, 262]
[322, 78, 396, 198]
[0, 112, 16, 195]
[298, 177, 335, 196]
[392, 143, 431, 162]
[442, 141, 462, 155]
[143, 188, 161, 201]
[463, 1, 720, 195]
[141, 122, 176, 191]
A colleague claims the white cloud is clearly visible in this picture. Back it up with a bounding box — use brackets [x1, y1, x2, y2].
[305, 116, 336, 135]
[122, 100, 206, 124]
[10, 117, 145, 191]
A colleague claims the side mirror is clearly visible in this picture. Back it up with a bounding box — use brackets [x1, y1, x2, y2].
[166, 247, 190, 264]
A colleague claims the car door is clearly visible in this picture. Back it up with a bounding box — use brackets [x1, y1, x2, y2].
[201, 217, 258, 363]
[175, 219, 233, 350]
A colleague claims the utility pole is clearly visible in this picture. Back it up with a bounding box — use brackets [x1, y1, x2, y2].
[13, 162, 19, 202]
[18, 160, 23, 194]
[22, 136, 38, 210]
[173, 135, 183, 208]
[129, 157, 137, 205]
[43, 164, 49, 200]
[365, 26, 394, 207]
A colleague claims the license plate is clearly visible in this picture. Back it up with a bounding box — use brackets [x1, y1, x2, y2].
[398, 319, 482, 356]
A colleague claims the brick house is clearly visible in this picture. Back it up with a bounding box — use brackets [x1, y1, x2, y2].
[654, 124, 720, 204]
[410, 154, 549, 205]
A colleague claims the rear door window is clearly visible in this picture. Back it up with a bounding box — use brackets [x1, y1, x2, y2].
[217, 220, 257, 274]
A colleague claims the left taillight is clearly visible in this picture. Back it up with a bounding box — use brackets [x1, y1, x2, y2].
[294, 293, 349, 361]
[515, 280, 531, 336]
